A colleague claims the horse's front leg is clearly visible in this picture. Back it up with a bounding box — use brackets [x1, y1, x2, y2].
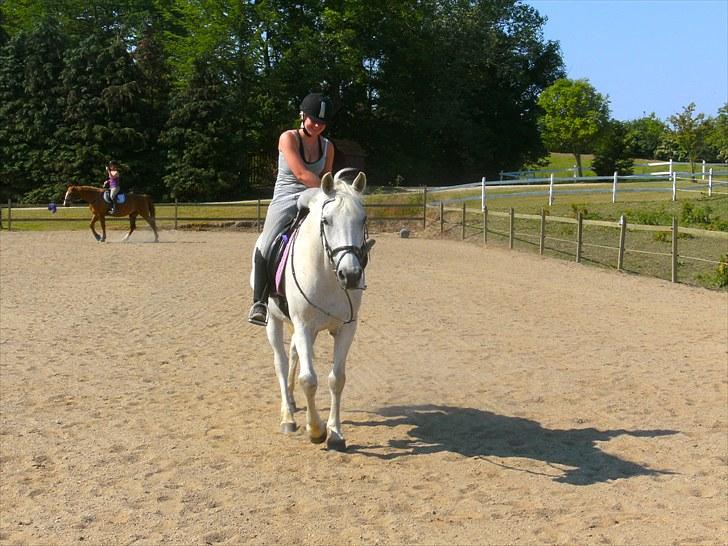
[326, 323, 357, 451]
[287, 341, 299, 412]
[90, 215, 101, 241]
[293, 326, 326, 443]
[267, 315, 297, 433]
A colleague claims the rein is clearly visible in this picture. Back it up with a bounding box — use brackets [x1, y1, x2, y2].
[290, 195, 370, 325]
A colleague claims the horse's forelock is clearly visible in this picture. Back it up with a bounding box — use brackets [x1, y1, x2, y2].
[310, 180, 363, 216]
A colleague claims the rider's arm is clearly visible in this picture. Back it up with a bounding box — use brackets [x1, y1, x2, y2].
[322, 140, 334, 177]
[279, 130, 322, 188]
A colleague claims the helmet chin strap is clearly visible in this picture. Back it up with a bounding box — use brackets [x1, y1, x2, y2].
[300, 125, 312, 137]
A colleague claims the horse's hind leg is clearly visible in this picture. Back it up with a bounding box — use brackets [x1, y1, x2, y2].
[122, 213, 137, 241]
[267, 316, 297, 433]
[326, 323, 357, 452]
[90, 215, 102, 241]
[98, 215, 107, 242]
[141, 207, 159, 242]
[293, 326, 326, 443]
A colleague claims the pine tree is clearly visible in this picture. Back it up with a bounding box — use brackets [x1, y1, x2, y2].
[57, 31, 147, 190]
[0, 19, 66, 202]
[160, 57, 239, 201]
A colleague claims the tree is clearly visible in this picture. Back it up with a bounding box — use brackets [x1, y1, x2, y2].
[668, 103, 709, 174]
[705, 103, 728, 163]
[160, 57, 240, 201]
[624, 113, 667, 159]
[56, 31, 148, 189]
[591, 120, 634, 176]
[537, 78, 610, 176]
[0, 19, 67, 202]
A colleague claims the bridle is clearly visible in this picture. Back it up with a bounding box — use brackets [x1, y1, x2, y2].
[319, 196, 370, 273]
[290, 194, 371, 324]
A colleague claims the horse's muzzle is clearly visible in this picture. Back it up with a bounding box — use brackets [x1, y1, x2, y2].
[337, 265, 363, 289]
[63, 199, 70, 207]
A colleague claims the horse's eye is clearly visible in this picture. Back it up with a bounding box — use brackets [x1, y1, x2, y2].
[322, 217, 329, 226]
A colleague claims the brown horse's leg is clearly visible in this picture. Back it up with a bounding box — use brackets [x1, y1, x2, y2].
[90, 214, 101, 241]
[123, 213, 137, 241]
[142, 200, 159, 242]
[99, 214, 107, 242]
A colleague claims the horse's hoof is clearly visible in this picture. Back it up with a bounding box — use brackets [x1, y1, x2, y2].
[280, 422, 297, 434]
[310, 431, 327, 444]
[326, 437, 347, 452]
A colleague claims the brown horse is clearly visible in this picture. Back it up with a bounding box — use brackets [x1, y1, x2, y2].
[63, 185, 159, 242]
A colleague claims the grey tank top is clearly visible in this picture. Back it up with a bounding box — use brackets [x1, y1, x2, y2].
[272, 131, 330, 201]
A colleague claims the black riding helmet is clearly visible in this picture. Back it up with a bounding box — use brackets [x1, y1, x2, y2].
[300, 93, 333, 123]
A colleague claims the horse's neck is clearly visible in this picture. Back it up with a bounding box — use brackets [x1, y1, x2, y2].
[79, 186, 102, 201]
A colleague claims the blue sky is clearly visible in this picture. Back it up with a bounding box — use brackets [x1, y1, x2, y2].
[525, 0, 728, 122]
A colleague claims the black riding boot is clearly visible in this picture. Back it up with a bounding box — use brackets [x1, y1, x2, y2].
[108, 196, 117, 215]
[248, 249, 269, 326]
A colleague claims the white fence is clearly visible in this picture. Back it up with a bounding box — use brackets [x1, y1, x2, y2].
[426, 166, 728, 210]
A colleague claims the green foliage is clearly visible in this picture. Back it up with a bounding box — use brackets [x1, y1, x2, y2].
[715, 257, 728, 288]
[537, 78, 610, 176]
[666, 103, 710, 171]
[591, 120, 634, 176]
[624, 113, 666, 158]
[624, 205, 672, 226]
[705, 103, 728, 162]
[160, 57, 241, 201]
[0, 18, 67, 202]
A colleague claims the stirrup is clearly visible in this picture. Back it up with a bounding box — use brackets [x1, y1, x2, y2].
[248, 302, 268, 326]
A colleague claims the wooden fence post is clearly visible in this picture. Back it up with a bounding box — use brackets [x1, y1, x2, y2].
[7, 199, 11, 231]
[461, 202, 466, 240]
[576, 211, 583, 263]
[671, 217, 678, 283]
[440, 201, 444, 234]
[508, 207, 514, 249]
[617, 215, 627, 270]
[422, 186, 428, 229]
[0, 203, 3, 229]
[708, 168, 713, 197]
[257, 199, 261, 232]
[483, 207, 488, 245]
[174, 198, 179, 230]
[539, 208, 546, 255]
[612, 171, 618, 203]
[672, 172, 677, 201]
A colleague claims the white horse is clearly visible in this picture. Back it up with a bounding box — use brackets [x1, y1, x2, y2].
[252, 171, 375, 451]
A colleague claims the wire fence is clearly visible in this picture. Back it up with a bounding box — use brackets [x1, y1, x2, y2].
[433, 202, 727, 287]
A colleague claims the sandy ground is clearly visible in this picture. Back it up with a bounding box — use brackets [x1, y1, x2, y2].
[0, 227, 726, 545]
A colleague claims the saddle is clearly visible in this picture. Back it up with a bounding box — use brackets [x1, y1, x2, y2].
[103, 191, 126, 204]
[266, 207, 309, 318]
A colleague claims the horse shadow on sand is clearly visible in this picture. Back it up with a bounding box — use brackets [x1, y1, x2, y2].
[345, 405, 678, 486]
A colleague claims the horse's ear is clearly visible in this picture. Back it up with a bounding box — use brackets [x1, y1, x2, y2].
[321, 172, 335, 196]
[352, 172, 367, 194]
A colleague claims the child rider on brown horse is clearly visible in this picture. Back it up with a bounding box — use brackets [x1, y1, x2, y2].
[103, 160, 121, 214]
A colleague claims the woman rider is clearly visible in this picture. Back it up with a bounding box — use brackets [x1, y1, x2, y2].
[248, 93, 335, 326]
